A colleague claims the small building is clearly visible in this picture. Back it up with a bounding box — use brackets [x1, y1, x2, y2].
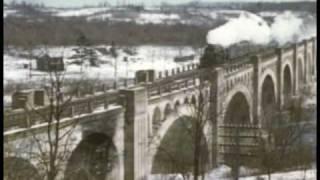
[12, 89, 49, 109]
[36, 55, 65, 72]
[12, 90, 34, 109]
[136, 70, 155, 83]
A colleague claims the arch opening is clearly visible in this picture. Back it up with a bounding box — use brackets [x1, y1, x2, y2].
[298, 58, 305, 87]
[64, 133, 118, 180]
[174, 100, 180, 111]
[223, 92, 257, 169]
[164, 104, 172, 121]
[308, 53, 314, 77]
[199, 92, 204, 105]
[151, 116, 209, 174]
[4, 157, 41, 180]
[191, 95, 197, 105]
[224, 92, 251, 125]
[152, 107, 162, 132]
[283, 65, 292, 107]
[261, 75, 277, 127]
[184, 97, 189, 104]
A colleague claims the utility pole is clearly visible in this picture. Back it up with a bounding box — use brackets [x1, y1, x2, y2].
[111, 41, 118, 89]
[124, 56, 128, 87]
[151, 49, 155, 70]
[29, 57, 32, 80]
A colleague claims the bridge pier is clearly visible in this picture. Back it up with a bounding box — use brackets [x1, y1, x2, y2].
[120, 87, 149, 180]
[293, 43, 300, 96]
[251, 55, 262, 127]
[277, 48, 284, 111]
[208, 67, 224, 165]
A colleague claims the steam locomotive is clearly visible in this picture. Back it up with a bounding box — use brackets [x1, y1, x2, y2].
[200, 41, 277, 68]
[200, 44, 228, 68]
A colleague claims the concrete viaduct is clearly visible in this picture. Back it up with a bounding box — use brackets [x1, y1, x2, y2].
[3, 37, 317, 180]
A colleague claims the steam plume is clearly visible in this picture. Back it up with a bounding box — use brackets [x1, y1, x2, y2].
[206, 11, 316, 47]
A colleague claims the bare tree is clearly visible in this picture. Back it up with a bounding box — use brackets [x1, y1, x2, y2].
[3, 46, 87, 180]
[29, 50, 80, 180]
[189, 78, 212, 180]
[252, 96, 314, 180]
[148, 72, 215, 180]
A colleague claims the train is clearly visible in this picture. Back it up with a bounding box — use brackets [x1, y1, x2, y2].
[200, 41, 278, 68]
[200, 44, 228, 68]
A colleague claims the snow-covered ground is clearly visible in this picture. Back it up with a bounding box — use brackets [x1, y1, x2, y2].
[136, 13, 180, 24]
[53, 7, 110, 17]
[4, 45, 200, 86]
[86, 13, 113, 21]
[148, 166, 316, 180]
[3, 7, 17, 18]
[259, 11, 281, 18]
[240, 169, 316, 180]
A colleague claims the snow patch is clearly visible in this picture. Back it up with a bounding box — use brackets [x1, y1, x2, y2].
[148, 167, 316, 180]
[3, 8, 17, 18]
[87, 13, 112, 21]
[4, 46, 200, 87]
[240, 169, 316, 180]
[259, 11, 280, 17]
[54, 7, 110, 17]
[136, 13, 180, 24]
[205, 164, 232, 179]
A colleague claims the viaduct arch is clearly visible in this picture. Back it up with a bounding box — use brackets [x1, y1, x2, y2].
[65, 133, 119, 180]
[283, 65, 293, 107]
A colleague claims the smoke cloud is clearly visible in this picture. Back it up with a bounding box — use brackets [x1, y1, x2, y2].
[206, 11, 316, 47]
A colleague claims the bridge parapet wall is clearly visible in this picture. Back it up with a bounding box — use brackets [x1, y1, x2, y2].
[136, 65, 200, 98]
[280, 37, 315, 55]
[223, 63, 253, 78]
[155, 62, 199, 80]
[282, 43, 294, 54]
[4, 90, 121, 131]
[259, 49, 278, 63]
[281, 46, 295, 60]
[146, 76, 198, 98]
[297, 40, 306, 55]
[221, 64, 254, 97]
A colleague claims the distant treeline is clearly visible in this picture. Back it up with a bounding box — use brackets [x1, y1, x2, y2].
[4, 18, 210, 47]
[238, 2, 317, 14]
[5, 1, 317, 14]
[165, 1, 317, 14]
[4, 1, 316, 47]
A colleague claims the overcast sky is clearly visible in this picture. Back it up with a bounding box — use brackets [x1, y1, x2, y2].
[4, 0, 316, 7]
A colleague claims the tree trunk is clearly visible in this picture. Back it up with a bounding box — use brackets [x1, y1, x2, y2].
[232, 167, 239, 180]
[193, 121, 201, 180]
[303, 167, 307, 180]
[48, 168, 57, 180]
[267, 169, 271, 180]
[232, 127, 240, 180]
